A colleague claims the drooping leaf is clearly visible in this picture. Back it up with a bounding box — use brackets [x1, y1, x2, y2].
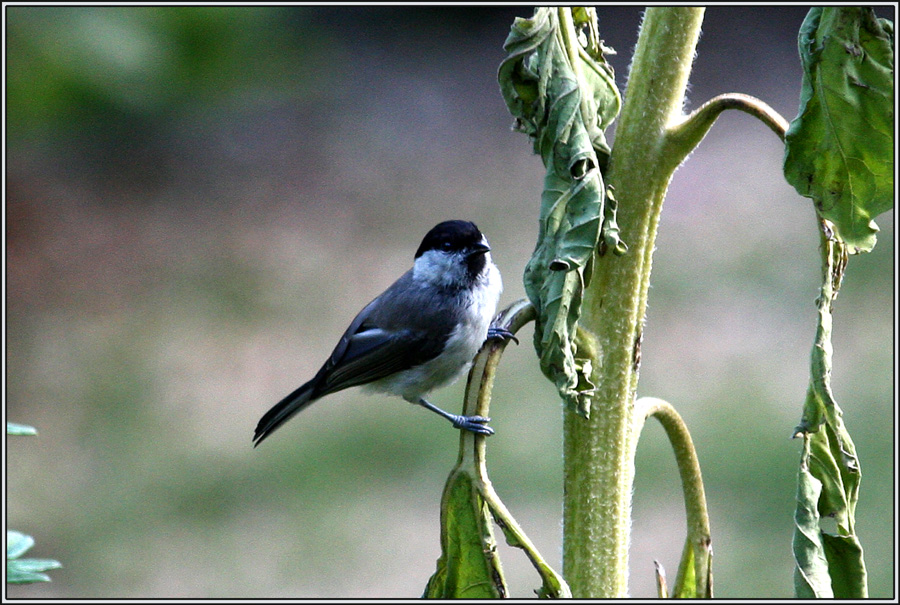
[792, 232, 867, 598]
[784, 7, 894, 254]
[793, 437, 832, 598]
[821, 532, 867, 598]
[794, 418, 867, 598]
[498, 7, 622, 417]
[423, 470, 507, 598]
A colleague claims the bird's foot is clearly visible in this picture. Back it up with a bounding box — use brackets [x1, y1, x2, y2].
[450, 414, 495, 436]
[417, 398, 495, 436]
[487, 326, 518, 345]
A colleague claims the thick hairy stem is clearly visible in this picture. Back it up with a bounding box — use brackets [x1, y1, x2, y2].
[562, 7, 706, 598]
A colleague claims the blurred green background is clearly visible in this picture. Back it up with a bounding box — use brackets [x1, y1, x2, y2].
[5, 6, 894, 599]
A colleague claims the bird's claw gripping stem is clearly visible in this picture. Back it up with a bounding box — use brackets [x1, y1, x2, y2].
[487, 326, 519, 345]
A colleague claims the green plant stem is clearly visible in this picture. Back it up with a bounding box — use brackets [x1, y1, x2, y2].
[668, 93, 789, 149]
[562, 7, 706, 597]
[459, 299, 536, 473]
[633, 397, 712, 597]
[557, 7, 793, 597]
[457, 299, 571, 598]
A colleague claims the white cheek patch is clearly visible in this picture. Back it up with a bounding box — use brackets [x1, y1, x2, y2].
[412, 249, 467, 287]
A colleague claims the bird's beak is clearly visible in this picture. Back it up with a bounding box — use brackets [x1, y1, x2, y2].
[470, 240, 491, 256]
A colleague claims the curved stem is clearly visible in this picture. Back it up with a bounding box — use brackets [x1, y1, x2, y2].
[460, 298, 535, 451]
[633, 396, 712, 598]
[458, 299, 571, 598]
[633, 397, 711, 547]
[665, 93, 789, 166]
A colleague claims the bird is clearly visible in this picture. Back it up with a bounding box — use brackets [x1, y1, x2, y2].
[253, 220, 509, 447]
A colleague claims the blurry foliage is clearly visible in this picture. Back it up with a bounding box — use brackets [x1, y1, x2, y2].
[7, 424, 63, 584]
[5, 6, 316, 141]
[7, 530, 62, 584]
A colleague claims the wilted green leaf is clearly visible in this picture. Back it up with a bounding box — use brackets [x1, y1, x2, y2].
[793, 438, 832, 598]
[6, 422, 38, 436]
[498, 7, 622, 417]
[821, 532, 867, 597]
[793, 425, 866, 598]
[423, 470, 506, 598]
[792, 234, 866, 598]
[784, 7, 894, 253]
[794, 421, 867, 598]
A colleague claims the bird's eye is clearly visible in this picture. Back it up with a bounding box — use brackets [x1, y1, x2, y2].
[441, 242, 453, 251]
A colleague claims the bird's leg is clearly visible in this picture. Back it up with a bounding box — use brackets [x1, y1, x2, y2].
[416, 398, 494, 436]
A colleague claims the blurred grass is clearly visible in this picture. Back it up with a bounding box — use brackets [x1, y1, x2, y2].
[5, 5, 894, 599]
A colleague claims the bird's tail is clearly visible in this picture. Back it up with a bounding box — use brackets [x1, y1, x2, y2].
[253, 379, 320, 447]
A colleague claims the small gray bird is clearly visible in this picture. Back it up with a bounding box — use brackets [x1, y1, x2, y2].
[253, 220, 508, 446]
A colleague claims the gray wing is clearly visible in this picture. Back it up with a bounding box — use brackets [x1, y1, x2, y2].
[313, 272, 456, 397]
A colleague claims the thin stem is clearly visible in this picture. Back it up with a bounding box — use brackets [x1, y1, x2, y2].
[458, 300, 571, 598]
[632, 397, 710, 548]
[633, 397, 712, 597]
[459, 298, 536, 470]
[665, 93, 789, 169]
[654, 560, 669, 598]
[481, 481, 570, 598]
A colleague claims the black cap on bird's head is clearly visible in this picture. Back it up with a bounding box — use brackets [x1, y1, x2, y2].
[415, 220, 489, 259]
